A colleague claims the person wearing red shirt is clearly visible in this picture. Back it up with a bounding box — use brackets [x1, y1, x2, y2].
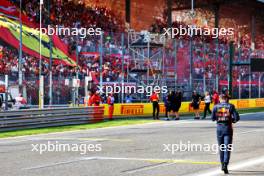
[15, 94, 27, 109]
[150, 91, 160, 120]
[212, 91, 220, 105]
[91, 91, 101, 106]
[107, 93, 115, 120]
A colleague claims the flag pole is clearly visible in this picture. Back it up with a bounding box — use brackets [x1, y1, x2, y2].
[39, 0, 44, 109]
[19, 0, 23, 94]
[39, 0, 43, 76]
[48, 0, 53, 106]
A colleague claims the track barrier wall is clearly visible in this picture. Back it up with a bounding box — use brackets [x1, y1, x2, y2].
[102, 98, 264, 117]
[0, 99, 263, 132]
[0, 107, 104, 132]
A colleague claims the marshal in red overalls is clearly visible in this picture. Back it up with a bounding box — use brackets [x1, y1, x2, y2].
[107, 93, 115, 120]
[150, 92, 160, 120]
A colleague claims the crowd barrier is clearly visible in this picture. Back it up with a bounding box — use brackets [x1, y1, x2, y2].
[0, 99, 263, 132]
[0, 107, 104, 132]
[102, 98, 264, 116]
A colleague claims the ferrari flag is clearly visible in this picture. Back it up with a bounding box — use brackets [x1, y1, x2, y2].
[0, 0, 35, 26]
[0, 15, 76, 66]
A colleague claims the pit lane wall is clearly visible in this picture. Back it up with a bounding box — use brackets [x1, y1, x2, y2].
[102, 98, 264, 116]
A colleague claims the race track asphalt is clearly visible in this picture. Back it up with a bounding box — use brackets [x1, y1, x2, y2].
[0, 112, 264, 176]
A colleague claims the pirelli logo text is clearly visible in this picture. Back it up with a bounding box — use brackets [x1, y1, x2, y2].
[159, 104, 166, 113]
[237, 100, 249, 109]
[255, 99, 264, 107]
[121, 105, 144, 115]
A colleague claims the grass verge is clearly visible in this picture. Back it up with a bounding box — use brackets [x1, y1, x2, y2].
[237, 107, 264, 114]
[0, 119, 156, 139]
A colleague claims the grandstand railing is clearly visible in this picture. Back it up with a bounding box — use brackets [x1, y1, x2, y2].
[1, 32, 264, 105]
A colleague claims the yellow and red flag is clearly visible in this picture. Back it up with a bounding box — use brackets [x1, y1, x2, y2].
[0, 0, 76, 66]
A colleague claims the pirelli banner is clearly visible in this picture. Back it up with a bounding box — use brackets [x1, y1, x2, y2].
[230, 98, 264, 109]
[102, 98, 264, 116]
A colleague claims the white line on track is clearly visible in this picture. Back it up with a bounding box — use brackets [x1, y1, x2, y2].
[240, 112, 264, 116]
[81, 156, 219, 175]
[122, 162, 175, 174]
[86, 156, 219, 164]
[23, 156, 216, 171]
[0, 121, 164, 141]
[236, 129, 264, 134]
[190, 156, 264, 176]
[22, 157, 94, 170]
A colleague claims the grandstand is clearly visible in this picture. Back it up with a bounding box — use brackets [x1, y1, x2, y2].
[0, 1, 264, 176]
[0, 0, 263, 106]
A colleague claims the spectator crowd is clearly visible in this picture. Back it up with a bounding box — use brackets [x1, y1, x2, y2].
[0, 0, 263, 104]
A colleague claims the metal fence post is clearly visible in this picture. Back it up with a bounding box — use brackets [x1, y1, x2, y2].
[99, 32, 104, 91]
[18, 0, 23, 95]
[203, 42, 206, 93]
[215, 43, 219, 92]
[174, 39, 177, 89]
[190, 39, 193, 91]
[249, 73, 252, 99]
[39, 75, 44, 109]
[239, 74, 241, 99]
[121, 33, 125, 103]
[5, 75, 8, 111]
[228, 41, 234, 97]
[49, 36, 53, 106]
[259, 73, 262, 98]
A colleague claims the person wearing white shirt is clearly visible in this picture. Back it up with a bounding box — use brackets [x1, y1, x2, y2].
[203, 91, 212, 119]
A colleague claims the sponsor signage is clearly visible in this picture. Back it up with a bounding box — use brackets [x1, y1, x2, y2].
[237, 100, 249, 109]
[121, 105, 144, 115]
[255, 98, 264, 107]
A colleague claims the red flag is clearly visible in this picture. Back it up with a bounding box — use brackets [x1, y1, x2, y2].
[0, 0, 34, 26]
[0, 0, 76, 66]
[0, 15, 76, 66]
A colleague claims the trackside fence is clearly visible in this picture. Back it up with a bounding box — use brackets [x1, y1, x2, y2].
[0, 107, 104, 132]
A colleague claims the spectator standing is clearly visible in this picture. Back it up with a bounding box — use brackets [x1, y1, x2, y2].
[91, 91, 101, 106]
[107, 93, 115, 120]
[191, 91, 201, 119]
[203, 91, 212, 119]
[163, 93, 169, 119]
[174, 90, 183, 120]
[0, 95, 3, 110]
[150, 91, 160, 120]
[15, 93, 27, 109]
[125, 94, 132, 103]
[166, 91, 174, 120]
[212, 91, 220, 105]
[84, 90, 92, 106]
[222, 88, 231, 103]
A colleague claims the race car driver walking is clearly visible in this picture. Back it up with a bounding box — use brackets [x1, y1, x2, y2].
[211, 94, 240, 174]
